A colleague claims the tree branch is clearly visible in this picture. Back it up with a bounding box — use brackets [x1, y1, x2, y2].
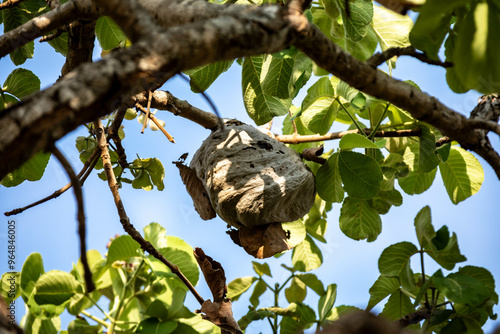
[51, 146, 95, 293]
[61, 20, 96, 76]
[367, 46, 453, 68]
[0, 0, 26, 10]
[275, 128, 421, 144]
[93, 118, 205, 305]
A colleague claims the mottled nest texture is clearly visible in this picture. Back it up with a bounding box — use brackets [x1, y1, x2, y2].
[190, 119, 316, 228]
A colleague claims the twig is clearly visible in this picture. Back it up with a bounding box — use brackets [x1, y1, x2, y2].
[367, 46, 453, 68]
[135, 103, 175, 143]
[45, 0, 60, 9]
[141, 91, 152, 133]
[367, 45, 434, 66]
[275, 128, 421, 144]
[133, 90, 219, 130]
[40, 28, 66, 42]
[467, 119, 500, 137]
[394, 308, 431, 328]
[336, 97, 367, 136]
[108, 106, 129, 169]
[4, 148, 100, 216]
[0, 0, 26, 10]
[93, 119, 205, 305]
[436, 136, 451, 147]
[288, 109, 298, 135]
[51, 146, 95, 293]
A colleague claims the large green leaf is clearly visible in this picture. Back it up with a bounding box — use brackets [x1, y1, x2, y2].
[250, 279, 268, 307]
[292, 235, 323, 272]
[339, 197, 381, 242]
[21, 253, 44, 300]
[3, 68, 40, 99]
[227, 276, 257, 301]
[366, 275, 400, 311]
[34, 271, 79, 305]
[137, 318, 177, 334]
[1, 152, 51, 187]
[143, 222, 168, 249]
[316, 153, 344, 203]
[338, 151, 382, 199]
[428, 227, 467, 270]
[433, 270, 490, 307]
[403, 125, 440, 173]
[106, 235, 141, 265]
[242, 55, 291, 125]
[252, 262, 272, 278]
[334, 0, 373, 42]
[378, 242, 418, 290]
[371, 6, 413, 56]
[67, 318, 102, 334]
[318, 284, 337, 322]
[2, 6, 34, 65]
[439, 146, 484, 204]
[409, 0, 469, 59]
[296, 273, 325, 296]
[285, 277, 307, 304]
[380, 290, 414, 320]
[131, 158, 165, 191]
[282, 219, 307, 247]
[339, 133, 386, 150]
[47, 32, 69, 57]
[398, 168, 437, 195]
[260, 51, 296, 99]
[300, 77, 337, 134]
[185, 60, 234, 93]
[156, 246, 199, 286]
[414, 206, 435, 250]
[452, 1, 500, 93]
[95, 16, 127, 50]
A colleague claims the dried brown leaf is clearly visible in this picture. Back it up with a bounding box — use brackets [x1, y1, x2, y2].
[194, 247, 227, 303]
[238, 223, 292, 259]
[199, 299, 242, 334]
[173, 161, 216, 220]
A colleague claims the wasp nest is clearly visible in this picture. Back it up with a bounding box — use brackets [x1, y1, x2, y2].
[175, 120, 316, 258]
[191, 119, 315, 227]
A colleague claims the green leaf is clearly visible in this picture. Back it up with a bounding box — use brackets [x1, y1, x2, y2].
[381, 290, 415, 320]
[285, 277, 307, 304]
[34, 271, 79, 305]
[0, 93, 18, 110]
[106, 235, 141, 265]
[260, 52, 296, 99]
[67, 318, 101, 334]
[144, 222, 168, 249]
[3, 68, 40, 99]
[337, 81, 366, 109]
[429, 229, 467, 270]
[300, 77, 337, 134]
[281, 220, 307, 248]
[250, 279, 268, 307]
[452, 1, 500, 93]
[371, 6, 413, 65]
[2, 6, 34, 65]
[318, 284, 337, 322]
[157, 247, 199, 286]
[339, 133, 385, 150]
[1, 272, 21, 304]
[185, 60, 234, 93]
[292, 235, 323, 272]
[398, 168, 437, 195]
[439, 146, 484, 204]
[339, 197, 381, 242]
[26, 316, 61, 334]
[366, 275, 400, 311]
[378, 242, 418, 289]
[296, 273, 325, 296]
[252, 262, 272, 278]
[409, 0, 468, 59]
[131, 158, 165, 191]
[414, 205, 436, 251]
[335, 0, 373, 42]
[321, 0, 340, 18]
[47, 32, 68, 57]
[306, 218, 328, 243]
[1, 152, 50, 187]
[227, 276, 257, 301]
[338, 151, 383, 199]
[95, 16, 127, 50]
[403, 125, 440, 173]
[435, 143, 451, 162]
[433, 270, 490, 307]
[242, 55, 291, 125]
[316, 153, 344, 203]
[21, 253, 44, 300]
[137, 318, 177, 334]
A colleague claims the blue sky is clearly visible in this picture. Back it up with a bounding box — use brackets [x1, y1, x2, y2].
[1, 32, 499, 333]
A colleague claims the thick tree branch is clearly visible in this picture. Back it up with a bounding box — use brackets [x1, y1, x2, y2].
[367, 46, 453, 68]
[61, 20, 96, 76]
[93, 119, 205, 305]
[51, 146, 95, 293]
